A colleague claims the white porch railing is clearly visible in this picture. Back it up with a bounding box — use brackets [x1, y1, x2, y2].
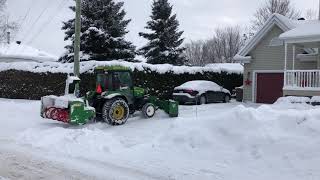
[284, 70, 320, 90]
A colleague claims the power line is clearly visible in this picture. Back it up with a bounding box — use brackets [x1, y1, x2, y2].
[20, 0, 54, 43]
[26, 0, 66, 44]
[18, 0, 36, 27]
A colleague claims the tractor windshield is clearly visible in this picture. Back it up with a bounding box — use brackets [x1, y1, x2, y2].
[112, 72, 133, 90]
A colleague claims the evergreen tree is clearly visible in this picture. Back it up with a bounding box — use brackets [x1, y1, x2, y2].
[139, 0, 186, 65]
[61, 0, 135, 62]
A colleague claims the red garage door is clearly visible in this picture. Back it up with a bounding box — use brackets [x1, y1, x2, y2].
[256, 73, 284, 104]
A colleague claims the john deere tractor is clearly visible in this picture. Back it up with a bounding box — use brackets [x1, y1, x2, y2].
[41, 66, 179, 126]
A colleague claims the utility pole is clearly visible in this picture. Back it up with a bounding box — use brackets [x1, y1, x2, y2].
[5, 16, 10, 44]
[7, 32, 10, 44]
[74, 0, 81, 77]
[74, 0, 81, 96]
[319, 0, 320, 20]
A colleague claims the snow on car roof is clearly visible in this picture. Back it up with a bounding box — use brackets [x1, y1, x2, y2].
[175, 80, 230, 94]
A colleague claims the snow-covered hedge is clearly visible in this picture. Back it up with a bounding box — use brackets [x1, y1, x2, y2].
[0, 61, 243, 74]
[0, 61, 243, 100]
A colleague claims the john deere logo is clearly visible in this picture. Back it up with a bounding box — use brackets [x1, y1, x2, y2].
[73, 103, 82, 107]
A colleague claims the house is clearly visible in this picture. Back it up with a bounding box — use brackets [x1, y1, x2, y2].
[0, 43, 57, 63]
[234, 13, 320, 104]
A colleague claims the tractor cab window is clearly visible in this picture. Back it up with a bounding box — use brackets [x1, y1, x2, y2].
[112, 72, 132, 90]
[97, 73, 108, 90]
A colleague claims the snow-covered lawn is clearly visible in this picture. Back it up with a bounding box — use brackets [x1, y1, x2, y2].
[1, 98, 320, 180]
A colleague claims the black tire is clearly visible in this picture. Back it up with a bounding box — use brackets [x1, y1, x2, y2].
[102, 98, 130, 125]
[224, 94, 231, 103]
[142, 103, 156, 118]
[198, 95, 207, 105]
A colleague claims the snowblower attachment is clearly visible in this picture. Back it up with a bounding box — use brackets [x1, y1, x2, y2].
[40, 76, 95, 125]
[148, 96, 179, 117]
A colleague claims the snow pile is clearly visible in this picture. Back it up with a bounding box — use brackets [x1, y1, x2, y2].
[0, 61, 243, 74]
[311, 96, 320, 103]
[12, 100, 320, 179]
[273, 96, 313, 109]
[0, 43, 58, 62]
[155, 104, 320, 151]
[19, 127, 125, 156]
[174, 80, 230, 94]
[275, 96, 311, 104]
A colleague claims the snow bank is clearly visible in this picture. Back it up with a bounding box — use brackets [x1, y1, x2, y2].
[157, 104, 319, 148]
[311, 96, 320, 103]
[19, 127, 125, 155]
[0, 61, 243, 74]
[14, 100, 320, 179]
[275, 96, 311, 104]
[0, 43, 58, 62]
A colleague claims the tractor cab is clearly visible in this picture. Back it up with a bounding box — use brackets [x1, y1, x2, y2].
[95, 66, 134, 95]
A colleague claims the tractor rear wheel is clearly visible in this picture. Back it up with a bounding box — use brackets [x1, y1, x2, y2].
[102, 98, 130, 125]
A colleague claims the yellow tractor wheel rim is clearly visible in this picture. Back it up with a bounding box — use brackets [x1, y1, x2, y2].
[113, 105, 125, 120]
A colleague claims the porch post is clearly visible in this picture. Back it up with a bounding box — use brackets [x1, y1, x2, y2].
[292, 44, 296, 70]
[284, 43, 288, 87]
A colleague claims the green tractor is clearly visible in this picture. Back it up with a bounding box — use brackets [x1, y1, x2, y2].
[41, 66, 179, 126]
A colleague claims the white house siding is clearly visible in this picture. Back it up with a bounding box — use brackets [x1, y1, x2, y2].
[243, 25, 317, 102]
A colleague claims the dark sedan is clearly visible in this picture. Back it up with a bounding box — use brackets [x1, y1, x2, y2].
[173, 81, 231, 105]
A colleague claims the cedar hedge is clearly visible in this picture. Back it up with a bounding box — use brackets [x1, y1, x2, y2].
[0, 69, 242, 100]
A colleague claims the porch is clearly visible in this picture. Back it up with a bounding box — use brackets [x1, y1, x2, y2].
[284, 70, 320, 91]
[280, 23, 320, 96]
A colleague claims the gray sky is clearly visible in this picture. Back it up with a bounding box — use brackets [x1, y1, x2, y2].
[7, 0, 320, 56]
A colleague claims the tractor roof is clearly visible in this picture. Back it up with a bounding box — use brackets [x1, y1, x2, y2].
[95, 66, 132, 72]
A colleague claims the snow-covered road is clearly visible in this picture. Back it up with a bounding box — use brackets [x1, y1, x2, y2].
[0, 146, 95, 180]
[1, 98, 320, 180]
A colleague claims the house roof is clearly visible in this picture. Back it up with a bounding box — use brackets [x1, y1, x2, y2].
[279, 21, 320, 42]
[235, 13, 318, 60]
[0, 43, 58, 62]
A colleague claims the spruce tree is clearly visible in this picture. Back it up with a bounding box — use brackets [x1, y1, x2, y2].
[61, 0, 135, 62]
[139, 0, 186, 65]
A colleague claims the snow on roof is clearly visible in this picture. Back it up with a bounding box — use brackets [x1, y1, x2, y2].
[235, 13, 316, 58]
[0, 61, 243, 74]
[205, 63, 244, 72]
[233, 54, 252, 63]
[0, 43, 58, 62]
[273, 13, 298, 29]
[279, 20, 320, 40]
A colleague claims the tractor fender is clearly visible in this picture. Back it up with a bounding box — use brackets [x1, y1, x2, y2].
[103, 93, 128, 102]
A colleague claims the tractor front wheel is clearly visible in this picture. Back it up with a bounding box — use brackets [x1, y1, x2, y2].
[102, 98, 130, 125]
[142, 103, 156, 118]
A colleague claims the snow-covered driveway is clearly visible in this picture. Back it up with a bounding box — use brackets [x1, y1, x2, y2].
[1, 98, 320, 180]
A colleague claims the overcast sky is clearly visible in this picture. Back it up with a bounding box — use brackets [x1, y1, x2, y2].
[7, 0, 320, 57]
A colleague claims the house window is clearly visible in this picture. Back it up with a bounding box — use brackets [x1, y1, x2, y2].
[269, 37, 284, 47]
